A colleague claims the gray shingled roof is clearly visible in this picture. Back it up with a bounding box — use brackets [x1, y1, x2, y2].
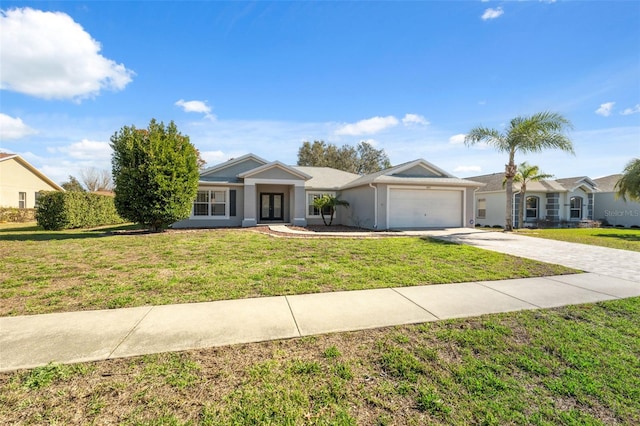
[593, 174, 622, 192]
[468, 172, 566, 193]
[293, 166, 360, 190]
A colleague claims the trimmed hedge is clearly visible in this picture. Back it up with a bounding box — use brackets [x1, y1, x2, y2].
[36, 192, 126, 230]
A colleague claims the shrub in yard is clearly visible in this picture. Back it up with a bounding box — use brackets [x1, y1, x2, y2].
[110, 119, 199, 232]
[36, 191, 125, 230]
[0, 207, 36, 223]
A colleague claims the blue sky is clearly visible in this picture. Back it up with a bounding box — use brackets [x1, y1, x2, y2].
[1, 1, 639, 185]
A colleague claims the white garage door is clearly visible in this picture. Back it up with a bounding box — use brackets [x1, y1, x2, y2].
[389, 188, 462, 228]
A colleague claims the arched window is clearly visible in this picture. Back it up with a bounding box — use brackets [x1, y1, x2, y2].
[526, 196, 539, 219]
[570, 196, 582, 219]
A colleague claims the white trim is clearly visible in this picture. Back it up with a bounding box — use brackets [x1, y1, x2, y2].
[245, 178, 306, 187]
[200, 153, 268, 176]
[190, 187, 230, 219]
[238, 161, 312, 180]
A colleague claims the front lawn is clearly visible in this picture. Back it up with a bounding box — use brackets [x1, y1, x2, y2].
[1, 297, 638, 425]
[517, 227, 640, 252]
[0, 226, 575, 316]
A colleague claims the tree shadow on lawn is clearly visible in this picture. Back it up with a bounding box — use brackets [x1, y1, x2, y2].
[594, 231, 640, 243]
[0, 224, 144, 242]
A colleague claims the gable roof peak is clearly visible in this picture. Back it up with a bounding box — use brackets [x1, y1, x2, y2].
[200, 153, 269, 175]
[238, 160, 312, 180]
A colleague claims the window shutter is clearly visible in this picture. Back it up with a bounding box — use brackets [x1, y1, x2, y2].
[230, 190, 236, 216]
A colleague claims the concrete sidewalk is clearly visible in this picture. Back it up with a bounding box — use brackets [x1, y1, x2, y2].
[2, 272, 639, 372]
[2, 228, 640, 372]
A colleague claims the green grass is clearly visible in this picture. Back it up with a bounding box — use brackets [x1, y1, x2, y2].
[0, 226, 575, 316]
[1, 297, 638, 425]
[517, 227, 640, 252]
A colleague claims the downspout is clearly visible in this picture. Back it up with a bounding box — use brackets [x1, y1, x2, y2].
[369, 183, 378, 229]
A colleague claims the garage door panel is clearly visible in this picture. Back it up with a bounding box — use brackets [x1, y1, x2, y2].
[389, 189, 462, 228]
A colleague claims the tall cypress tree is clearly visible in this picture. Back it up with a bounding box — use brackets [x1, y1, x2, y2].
[110, 119, 199, 231]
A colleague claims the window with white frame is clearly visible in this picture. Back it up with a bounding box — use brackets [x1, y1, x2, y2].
[193, 189, 228, 217]
[477, 198, 486, 219]
[18, 192, 26, 209]
[307, 192, 334, 217]
[570, 196, 582, 219]
[526, 196, 539, 219]
[34, 192, 42, 208]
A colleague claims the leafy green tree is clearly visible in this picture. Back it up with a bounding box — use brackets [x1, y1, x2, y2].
[615, 158, 640, 201]
[61, 176, 85, 192]
[297, 140, 391, 175]
[110, 119, 200, 232]
[313, 194, 349, 226]
[465, 112, 573, 231]
[504, 162, 553, 228]
[356, 141, 392, 174]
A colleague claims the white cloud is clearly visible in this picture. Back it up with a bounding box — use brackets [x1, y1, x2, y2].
[449, 134, 467, 145]
[0, 113, 37, 140]
[199, 150, 228, 166]
[0, 7, 134, 101]
[335, 116, 399, 136]
[52, 139, 112, 161]
[595, 102, 615, 117]
[621, 104, 640, 115]
[481, 7, 504, 21]
[454, 165, 482, 174]
[175, 99, 216, 120]
[402, 113, 429, 126]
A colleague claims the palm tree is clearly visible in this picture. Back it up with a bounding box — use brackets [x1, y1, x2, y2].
[313, 195, 349, 226]
[505, 162, 553, 228]
[465, 112, 574, 231]
[615, 158, 640, 202]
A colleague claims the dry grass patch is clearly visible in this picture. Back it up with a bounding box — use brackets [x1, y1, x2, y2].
[1, 297, 638, 425]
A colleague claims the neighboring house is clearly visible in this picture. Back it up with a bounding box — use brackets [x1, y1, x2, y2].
[172, 154, 482, 230]
[0, 153, 63, 209]
[469, 172, 598, 228]
[592, 174, 640, 227]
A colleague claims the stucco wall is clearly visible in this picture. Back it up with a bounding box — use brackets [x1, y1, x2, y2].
[475, 192, 506, 227]
[593, 193, 640, 227]
[0, 159, 60, 208]
[340, 186, 377, 229]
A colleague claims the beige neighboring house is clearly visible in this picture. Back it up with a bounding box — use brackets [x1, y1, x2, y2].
[0, 153, 64, 209]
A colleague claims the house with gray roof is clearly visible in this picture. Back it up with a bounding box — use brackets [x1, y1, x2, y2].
[172, 154, 482, 230]
[468, 172, 598, 228]
[468, 171, 640, 228]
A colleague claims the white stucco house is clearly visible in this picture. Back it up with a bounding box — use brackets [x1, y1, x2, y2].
[172, 154, 483, 230]
[0, 153, 63, 209]
[469, 172, 640, 228]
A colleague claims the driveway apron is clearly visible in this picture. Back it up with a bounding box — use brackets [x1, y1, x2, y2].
[427, 229, 640, 282]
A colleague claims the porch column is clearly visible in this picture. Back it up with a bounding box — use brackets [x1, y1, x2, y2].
[242, 184, 257, 227]
[292, 184, 307, 227]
